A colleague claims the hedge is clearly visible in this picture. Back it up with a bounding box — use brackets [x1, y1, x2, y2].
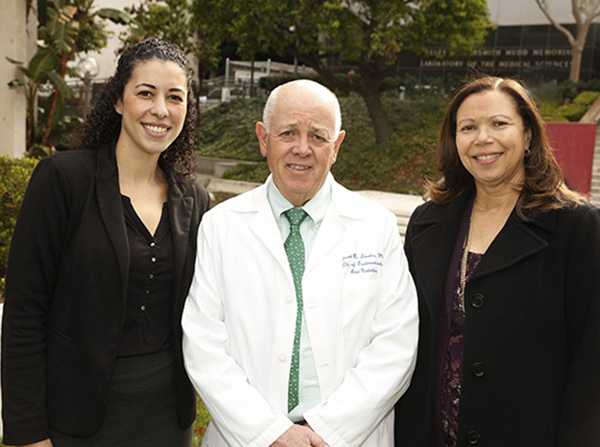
[0, 156, 38, 299]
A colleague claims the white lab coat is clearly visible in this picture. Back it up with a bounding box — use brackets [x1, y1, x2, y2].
[182, 177, 418, 447]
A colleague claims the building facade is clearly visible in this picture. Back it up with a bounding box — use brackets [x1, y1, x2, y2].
[399, 0, 600, 83]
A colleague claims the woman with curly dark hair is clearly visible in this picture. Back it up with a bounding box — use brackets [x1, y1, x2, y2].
[2, 38, 210, 446]
[395, 76, 600, 446]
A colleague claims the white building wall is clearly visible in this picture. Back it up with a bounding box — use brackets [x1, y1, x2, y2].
[487, 0, 576, 26]
[78, 0, 143, 83]
[0, 0, 37, 157]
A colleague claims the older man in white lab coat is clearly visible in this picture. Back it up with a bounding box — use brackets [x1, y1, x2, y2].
[182, 79, 418, 447]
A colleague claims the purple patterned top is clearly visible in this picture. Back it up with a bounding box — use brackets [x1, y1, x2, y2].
[440, 250, 482, 447]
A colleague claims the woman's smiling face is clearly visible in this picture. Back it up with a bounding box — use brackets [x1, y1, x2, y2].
[455, 89, 531, 191]
[114, 59, 188, 159]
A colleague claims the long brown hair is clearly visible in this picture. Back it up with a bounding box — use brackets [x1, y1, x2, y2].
[428, 76, 582, 218]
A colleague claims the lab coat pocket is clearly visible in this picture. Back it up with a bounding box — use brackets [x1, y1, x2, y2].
[342, 288, 378, 340]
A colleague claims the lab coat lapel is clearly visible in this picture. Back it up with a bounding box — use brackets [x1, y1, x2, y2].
[305, 181, 348, 274]
[247, 188, 292, 280]
[306, 211, 345, 275]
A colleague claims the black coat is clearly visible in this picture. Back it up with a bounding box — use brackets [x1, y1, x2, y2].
[395, 194, 600, 447]
[1, 146, 210, 445]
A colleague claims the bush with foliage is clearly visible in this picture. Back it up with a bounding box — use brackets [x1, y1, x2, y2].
[198, 97, 266, 161]
[0, 156, 38, 299]
[222, 162, 270, 183]
[537, 100, 569, 123]
[556, 79, 600, 102]
[562, 91, 600, 122]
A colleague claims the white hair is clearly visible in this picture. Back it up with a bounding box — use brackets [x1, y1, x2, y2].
[262, 79, 342, 137]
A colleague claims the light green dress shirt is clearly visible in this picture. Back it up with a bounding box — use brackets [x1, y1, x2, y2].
[266, 174, 332, 422]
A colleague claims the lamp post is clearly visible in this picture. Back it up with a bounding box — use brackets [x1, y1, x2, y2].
[289, 26, 298, 74]
[77, 57, 99, 119]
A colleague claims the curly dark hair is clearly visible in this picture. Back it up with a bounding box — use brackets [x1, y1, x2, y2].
[428, 75, 582, 218]
[71, 38, 197, 178]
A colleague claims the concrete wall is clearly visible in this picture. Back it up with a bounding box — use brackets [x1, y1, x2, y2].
[487, 0, 579, 26]
[0, 0, 36, 158]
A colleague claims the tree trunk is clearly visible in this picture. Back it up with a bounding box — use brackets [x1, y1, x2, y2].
[569, 30, 588, 83]
[570, 45, 582, 82]
[250, 56, 255, 98]
[26, 99, 35, 149]
[40, 91, 59, 147]
[41, 53, 69, 148]
[197, 61, 204, 93]
[25, 83, 38, 149]
[360, 78, 392, 144]
[290, 48, 393, 144]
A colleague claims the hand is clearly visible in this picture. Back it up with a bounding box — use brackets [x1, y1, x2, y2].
[270, 424, 326, 447]
[19, 440, 53, 447]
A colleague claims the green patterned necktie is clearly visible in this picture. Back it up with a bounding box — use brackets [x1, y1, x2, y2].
[283, 207, 309, 412]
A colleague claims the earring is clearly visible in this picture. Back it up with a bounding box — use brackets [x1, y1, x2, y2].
[525, 147, 531, 156]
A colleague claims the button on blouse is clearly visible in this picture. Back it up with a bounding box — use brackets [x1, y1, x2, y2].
[118, 196, 175, 357]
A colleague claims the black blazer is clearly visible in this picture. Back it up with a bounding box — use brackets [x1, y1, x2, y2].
[1, 146, 210, 445]
[395, 194, 600, 447]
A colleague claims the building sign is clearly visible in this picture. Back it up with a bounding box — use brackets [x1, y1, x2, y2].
[418, 46, 572, 71]
[397, 23, 600, 82]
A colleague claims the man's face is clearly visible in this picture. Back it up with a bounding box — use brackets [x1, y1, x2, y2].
[256, 84, 345, 207]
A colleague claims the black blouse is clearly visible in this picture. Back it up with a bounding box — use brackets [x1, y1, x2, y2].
[118, 196, 175, 357]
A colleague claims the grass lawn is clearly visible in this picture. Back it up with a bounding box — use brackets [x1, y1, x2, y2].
[193, 396, 212, 445]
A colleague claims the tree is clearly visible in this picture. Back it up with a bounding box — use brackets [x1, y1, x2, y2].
[190, 0, 233, 90]
[226, 0, 276, 96]
[7, 0, 131, 153]
[7, 49, 69, 150]
[120, 0, 195, 54]
[535, 0, 600, 83]
[227, 0, 493, 143]
[120, 0, 229, 91]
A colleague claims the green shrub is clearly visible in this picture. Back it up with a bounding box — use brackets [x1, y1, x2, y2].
[572, 90, 600, 105]
[0, 156, 38, 299]
[538, 99, 569, 122]
[222, 162, 270, 183]
[198, 97, 265, 161]
[562, 90, 600, 122]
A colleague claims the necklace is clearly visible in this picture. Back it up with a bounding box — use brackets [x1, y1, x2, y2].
[459, 202, 475, 310]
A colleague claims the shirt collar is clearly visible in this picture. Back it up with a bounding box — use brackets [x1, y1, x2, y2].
[266, 174, 333, 226]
